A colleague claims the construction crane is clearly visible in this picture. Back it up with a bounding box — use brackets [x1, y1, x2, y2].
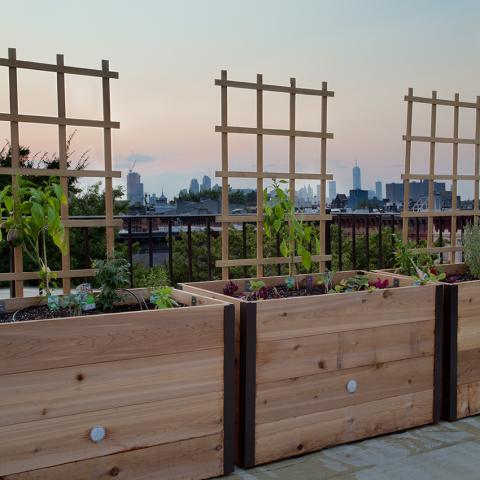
[129, 158, 137, 173]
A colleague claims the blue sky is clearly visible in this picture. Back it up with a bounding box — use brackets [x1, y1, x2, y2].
[2, 0, 480, 199]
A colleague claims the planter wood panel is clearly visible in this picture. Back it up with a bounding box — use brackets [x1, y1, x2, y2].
[182, 272, 443, 467]
[0, 289, 234, 480]
[438, 264, 480, 421]
[375, 263, 480, 421]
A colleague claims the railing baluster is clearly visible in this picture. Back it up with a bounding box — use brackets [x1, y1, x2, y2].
[148, 217, 153, 268]
[207, 217, 212, 281]
[127, 218, 133, 287]
[337, 216, 343, 271]
[351, 215, 356, 270]
[168, 217, 173, 283]
[187, 219, 193, 281]
[242, 222, 247, 277]
[378, 215, 383, 269]
[365, 216, 369, 270]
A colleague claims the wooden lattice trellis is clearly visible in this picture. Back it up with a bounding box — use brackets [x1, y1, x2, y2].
[0, 48, 121, 297]
[401, 88, 480, 261]
[215, 70, 333, 279]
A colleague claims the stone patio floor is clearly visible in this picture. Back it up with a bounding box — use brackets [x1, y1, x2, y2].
[226, 417, 480, 480]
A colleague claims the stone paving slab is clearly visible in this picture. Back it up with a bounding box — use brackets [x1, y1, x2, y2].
[225, 417, 480, 480]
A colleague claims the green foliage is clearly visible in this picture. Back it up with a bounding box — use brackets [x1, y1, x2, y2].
[412, 267, 446, 285]
[152, 286, 179, 309]
[393, 235, 437, 276]
[133, 264, 169, 288]
[332, 274, 374, 293]
[263, 180, 316, 278]
[249, 279, 266, 292]
[464, 222, 480, 279]
[0, 177, 67, 295]
[92, 257, 130, 311]
[317, 270, 334, 292]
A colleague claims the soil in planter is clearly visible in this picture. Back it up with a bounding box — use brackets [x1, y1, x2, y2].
[242, 284, 328, 301]
[443, 273, 479, 284]
[0, 300, 185, 323]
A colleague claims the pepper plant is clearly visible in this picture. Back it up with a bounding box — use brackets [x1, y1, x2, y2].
[92, 257, 130, 311]
[0, 177, 67, 296]
[463, 222, 480, 279]
[263, 180, 318, 284]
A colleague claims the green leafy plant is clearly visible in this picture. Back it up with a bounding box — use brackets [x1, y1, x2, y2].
[393, 235, 437, 276]
[332, 274, 374, 293]
[133, 264, 169, 288]
[464, 222, 480, 279]
[152, 286, 179, 309]
[412, 265, 446, 285]
[92, 257, 130, 311]
[263, 180, 317, 283]
[249, 279, 266, 292]
[317, 270, 334, 292]
[0, 177, 67, 296]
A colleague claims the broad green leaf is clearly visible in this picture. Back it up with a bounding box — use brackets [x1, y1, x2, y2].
[31, 203, 44, 228]
[280, 239, 289, 258]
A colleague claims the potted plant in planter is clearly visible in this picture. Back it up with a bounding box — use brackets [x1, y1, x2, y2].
[0, 180, 234, 480]
[181, 183, 443, 467]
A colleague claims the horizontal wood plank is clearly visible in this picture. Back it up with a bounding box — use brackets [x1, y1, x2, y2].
[2, 433, 223, 480]
[0, 391, 223, 476]
[255, 390, 433, 465]
[256, 320, 435, 383]
[457, 381, 480, 419]
[255, 285, 436, 342]
[256, 355, 433, 424]
[0, 348, 223, 426]
[0, 305, 224, 375]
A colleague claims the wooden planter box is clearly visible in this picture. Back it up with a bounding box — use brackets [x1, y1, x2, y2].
[182, 271, 443, 467]
[375, 263, 480, 421]
[0, 289, 234, 480]
[431, 264, 480, 421]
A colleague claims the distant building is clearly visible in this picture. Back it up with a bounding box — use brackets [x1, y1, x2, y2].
[348, 189, 368, 210]
[127, 170, 144, 205]
[189, 178, 200, 194]
[386, 180, 447, 204]
[386, 182, 404, 203]
[367, 190, 376, 200]
[201, 175, 212, 192]
[328, 181, 336, 202]
[331, 193, 348, 210]
[375, 180, 383, 200]
[353, 161, 361, 190]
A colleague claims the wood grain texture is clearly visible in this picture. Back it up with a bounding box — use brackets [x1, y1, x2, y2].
[0, 392, 222, 476]
[256, 320, 434, 383]
[256, 355, 434, 424]
[457, 280, 480, 352]
[2, 433, 223, 480]
[0, 348, 223, 426]
[255, 390, 433, 465]
[0, 305, 225, 375]
[457, 381, 480, 419]
[255, 284, 436, 342]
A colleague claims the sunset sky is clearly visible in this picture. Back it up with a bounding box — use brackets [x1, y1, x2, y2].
[2, 0, 480, 199]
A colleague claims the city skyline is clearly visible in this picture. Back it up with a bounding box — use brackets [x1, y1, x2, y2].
[3, 1, 480, 200]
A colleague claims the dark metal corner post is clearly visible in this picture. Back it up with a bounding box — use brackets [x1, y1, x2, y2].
[223, 303, 236, 475]
[442, 284, 458, 421]
[238, 301, 257, 468]
[433, 284, 444, 423]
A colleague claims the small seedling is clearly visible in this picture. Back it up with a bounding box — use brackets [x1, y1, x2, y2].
[151, 286, 179, 309]
[317, 270, 334, 292]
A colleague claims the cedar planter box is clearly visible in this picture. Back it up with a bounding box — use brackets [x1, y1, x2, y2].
[374, 263, 480, 421]
[0, 288, 234, 480]
[181, 272, 443, 467]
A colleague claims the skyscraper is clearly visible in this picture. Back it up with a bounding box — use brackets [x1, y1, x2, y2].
[189, 178, 200, 194]
[352, 161, 361, 190]
[127, 170, 144, 205]
[201, 175, 212, 192]
[375, 180, 383, 200]
[328, 181, 336, 202]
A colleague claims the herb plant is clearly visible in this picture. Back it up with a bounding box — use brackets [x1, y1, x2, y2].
[92, 257, 130, 311]
[463, 222, 480, 279]
[0, 178, 67, 296]
[263, 180, 318, 282]
[152, 286, 179, 309]
[393, 235, 437, 276]
[223, 280, 239, 297]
